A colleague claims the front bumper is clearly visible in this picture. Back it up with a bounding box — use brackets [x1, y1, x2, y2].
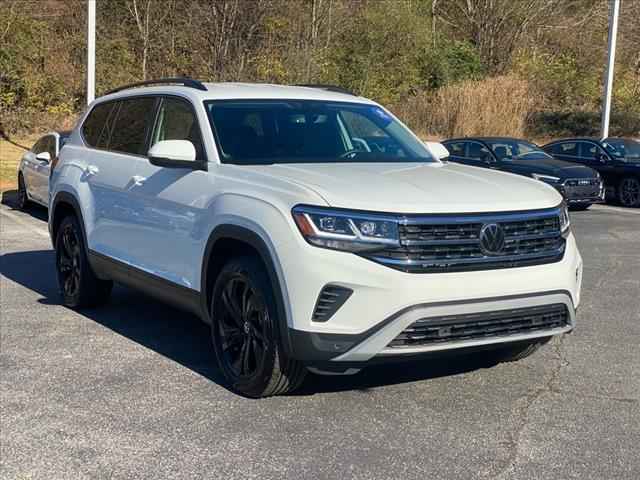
[289, 291, 574, 366]
[280, 232, 583, 365]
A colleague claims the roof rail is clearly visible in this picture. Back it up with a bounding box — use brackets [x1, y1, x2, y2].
[295, 84, 356, 96]
[104, 77, 207, 96]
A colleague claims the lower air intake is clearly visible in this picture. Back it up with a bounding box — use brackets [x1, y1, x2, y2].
[312, 285, 353, 322]
[388, 304, 569, 348]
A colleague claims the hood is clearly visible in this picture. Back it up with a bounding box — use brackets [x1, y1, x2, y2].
[250, 162, 563, 213]
[510, 157, 597, 179]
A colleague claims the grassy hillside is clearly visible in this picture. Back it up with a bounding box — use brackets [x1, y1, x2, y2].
[0, 136, 37, 191]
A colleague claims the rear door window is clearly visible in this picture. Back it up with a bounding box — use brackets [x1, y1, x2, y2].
[557, 142, 578, 157]
[468, 141, 492, 162]
[109, 97, 157, 155]
[444, 142, 466, 158]
[82, 102, 117, 148]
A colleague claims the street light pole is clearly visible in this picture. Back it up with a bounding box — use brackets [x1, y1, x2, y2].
[600, 0, 620, 139]
[87, 0, 96, 105]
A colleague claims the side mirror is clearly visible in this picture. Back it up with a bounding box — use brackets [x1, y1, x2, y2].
[35, 152, 51, 163]
[424, 141, 450, 161]
[148, 140, 199, 169]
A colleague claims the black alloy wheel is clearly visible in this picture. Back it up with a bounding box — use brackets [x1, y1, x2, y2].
[57, 222, 82, 300]
[618, 177, 640, 207]
[55, 215, 112, 308]
[217, 274, 270, 380]
[17, 173, 28, 210]
[211, 257, 306, 398]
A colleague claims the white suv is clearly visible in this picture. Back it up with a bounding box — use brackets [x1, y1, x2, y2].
[49, 79, 582, 398]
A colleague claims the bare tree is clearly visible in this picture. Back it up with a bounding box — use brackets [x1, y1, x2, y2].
[126, 0, 171, 80]
[188, 0, 269, 81]
[434, 0, 572, 72]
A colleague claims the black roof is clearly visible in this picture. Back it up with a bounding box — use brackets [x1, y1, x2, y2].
[443, 136, 531, 143]
[544, 137, 600, 144]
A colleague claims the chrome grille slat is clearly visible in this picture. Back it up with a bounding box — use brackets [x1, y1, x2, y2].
[364, 207, 565, 273]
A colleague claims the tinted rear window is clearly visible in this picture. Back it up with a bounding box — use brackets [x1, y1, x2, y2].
[82, 102, 116, 148]
[557, 142, 578, 156]
[444, 142, 466, 156]
[109, 97, 157, 155]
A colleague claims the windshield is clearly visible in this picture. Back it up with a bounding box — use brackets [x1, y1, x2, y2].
[486, 140, 552, 161]
[204, 100, 435, 165]
[603, 138, 640, 160]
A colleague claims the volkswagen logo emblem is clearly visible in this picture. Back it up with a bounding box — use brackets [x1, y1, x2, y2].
[479, 223, 506, 255]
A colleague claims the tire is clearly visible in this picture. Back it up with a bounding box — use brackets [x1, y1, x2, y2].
[55, 215, 113, 308]
[570, 203, 591, 211]
[17, 173, 30, 210]
[618, 176, 640, 207]
[490, 337, 551, 363]
[210, 256, 306, 398]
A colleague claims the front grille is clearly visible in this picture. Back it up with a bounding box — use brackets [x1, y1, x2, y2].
[365, 208, 565, 273]
[388, 304, 569, 348]
[563, 178, 601, 199]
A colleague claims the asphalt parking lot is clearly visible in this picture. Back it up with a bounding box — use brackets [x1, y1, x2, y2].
[1, 193, 638, 480]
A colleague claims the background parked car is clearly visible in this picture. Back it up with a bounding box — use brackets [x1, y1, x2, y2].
[17, 131, 70, 209]
[442, 137, 603, 210]
[542, 137, 640, 207]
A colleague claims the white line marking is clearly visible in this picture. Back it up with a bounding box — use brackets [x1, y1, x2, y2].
[590, 204, 640, 215]
[0, 207, 50, 238]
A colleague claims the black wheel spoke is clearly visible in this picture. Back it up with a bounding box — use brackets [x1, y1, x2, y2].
[252, 323, 267, 344]
[222, 282, 243, 327]
[221, 328, 244, 351]
[241, 282, 251, 318]
[62, 231, 74, 258]
[241, 338, 252, 374]
[251, 338, 264, 364]
[64, 274, 75, 295]
[59, 257, 72, 272]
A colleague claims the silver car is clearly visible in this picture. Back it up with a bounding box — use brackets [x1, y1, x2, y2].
[17, 131, 69, 209]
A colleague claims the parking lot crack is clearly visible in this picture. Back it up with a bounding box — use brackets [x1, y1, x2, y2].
[491, 336, 566, 479]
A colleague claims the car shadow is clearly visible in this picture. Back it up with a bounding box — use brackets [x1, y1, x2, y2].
[1, 248, 496, 397]
[1, 189, 48, 222]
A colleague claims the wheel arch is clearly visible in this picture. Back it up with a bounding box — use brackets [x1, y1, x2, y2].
[200, 224, 294, 356]
[50, 192, 87, 249]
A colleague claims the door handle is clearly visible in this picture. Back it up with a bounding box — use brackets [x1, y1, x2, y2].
[84, 165, 99, 176]
[131, 175, 147, 187]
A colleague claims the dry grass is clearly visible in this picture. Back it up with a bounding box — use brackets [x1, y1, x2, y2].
[398, 75, 535, 139]
[0, 136, 38, 192]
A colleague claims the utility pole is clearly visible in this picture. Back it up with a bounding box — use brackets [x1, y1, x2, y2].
[87, 0, 96, 105]
[600, 0, 620, 139]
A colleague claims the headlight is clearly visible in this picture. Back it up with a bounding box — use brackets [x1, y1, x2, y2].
[559, 202, 571, 238]
[292, 205, 399, 252]
[532, 173, 561, 184]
